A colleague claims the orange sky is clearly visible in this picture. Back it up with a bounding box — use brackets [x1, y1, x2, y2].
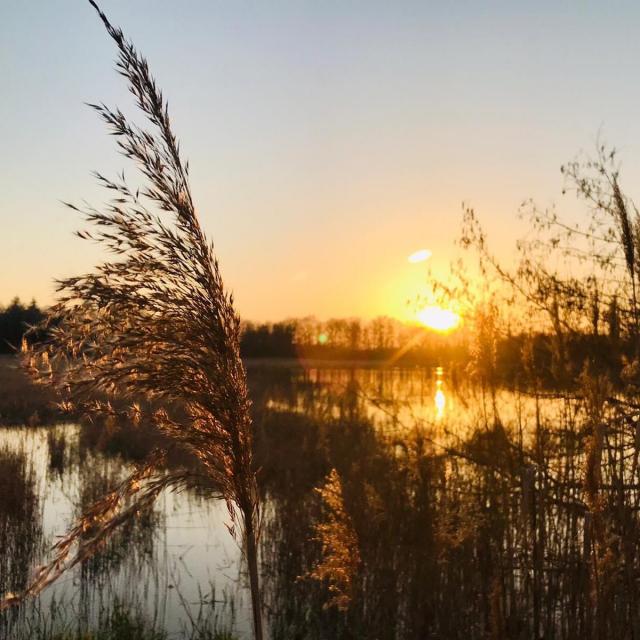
[4, 2, 640, 321]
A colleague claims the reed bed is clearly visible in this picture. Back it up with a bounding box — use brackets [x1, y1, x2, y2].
[5, 361, 640, 637]
[6, 598, 237, 640]
[251, 368, 640, 640]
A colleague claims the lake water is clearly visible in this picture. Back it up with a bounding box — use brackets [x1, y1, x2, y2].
[0, 365, 620, 639]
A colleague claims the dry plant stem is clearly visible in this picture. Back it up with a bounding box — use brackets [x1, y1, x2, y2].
[0, 1, 263, 638]
[243, 501, 263, 640]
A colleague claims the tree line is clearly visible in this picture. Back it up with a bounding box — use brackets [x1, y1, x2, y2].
[0, 303, 437, 359]
[0, 296, 629, 382]
[0, 298, 44, 354]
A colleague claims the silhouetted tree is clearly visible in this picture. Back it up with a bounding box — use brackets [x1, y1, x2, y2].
[0, 299, 44, 354]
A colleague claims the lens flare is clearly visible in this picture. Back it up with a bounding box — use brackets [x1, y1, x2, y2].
[408, 249, 432, 264]
[417, 306, 460, 332]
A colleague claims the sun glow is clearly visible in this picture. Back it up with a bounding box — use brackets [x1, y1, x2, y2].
[417, 306, 460, 332]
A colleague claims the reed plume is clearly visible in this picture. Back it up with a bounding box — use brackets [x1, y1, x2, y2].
[1, 2, 264, 638]
[309, 468, 361, 611]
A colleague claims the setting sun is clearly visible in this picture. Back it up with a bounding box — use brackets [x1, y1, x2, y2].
[417, 306, 460, 332]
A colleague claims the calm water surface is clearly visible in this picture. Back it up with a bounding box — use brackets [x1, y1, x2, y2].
[0, 365, 575, 639]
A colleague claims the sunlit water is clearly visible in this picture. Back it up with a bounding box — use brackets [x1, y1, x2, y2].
[0, 424, 249, 638]
[0, 365, 576, 638]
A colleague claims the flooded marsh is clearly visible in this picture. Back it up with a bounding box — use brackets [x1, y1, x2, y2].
[1, 363, 637, 639]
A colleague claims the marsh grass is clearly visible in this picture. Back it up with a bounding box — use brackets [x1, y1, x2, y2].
[0, 419, 244, 640]
[246, 363, 640, 639]
[8, 598, 237, 640]
[0, 446, 44, 639]
[0, 355, 57, 425]
[0, 447, 43, 595]
[7, 360, 640, 637]
[47, 428, 67, 476]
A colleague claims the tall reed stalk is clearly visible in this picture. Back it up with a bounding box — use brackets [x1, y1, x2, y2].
[1, 2, 263, 638]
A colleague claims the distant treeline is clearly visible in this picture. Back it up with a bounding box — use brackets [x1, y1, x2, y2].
[0, 302, 460, 363]
[1, 303, 466, 363]
[0, 298, 44, 354]
[240, 316, 465, 364]
[0, 300, 627, 384]
[241, 317, 628, 387]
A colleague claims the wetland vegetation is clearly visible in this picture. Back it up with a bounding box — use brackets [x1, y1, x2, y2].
[5, 3, 640, 640]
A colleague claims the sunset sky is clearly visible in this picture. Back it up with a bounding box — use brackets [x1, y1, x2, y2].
[4, 1, 640, 322]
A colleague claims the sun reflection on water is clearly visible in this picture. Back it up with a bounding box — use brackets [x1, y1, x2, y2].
[435, 366, 446, 420]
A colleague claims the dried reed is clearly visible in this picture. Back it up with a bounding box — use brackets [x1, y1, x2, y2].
[309, 468, 361, 611]
[1, 2, 263, 638]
